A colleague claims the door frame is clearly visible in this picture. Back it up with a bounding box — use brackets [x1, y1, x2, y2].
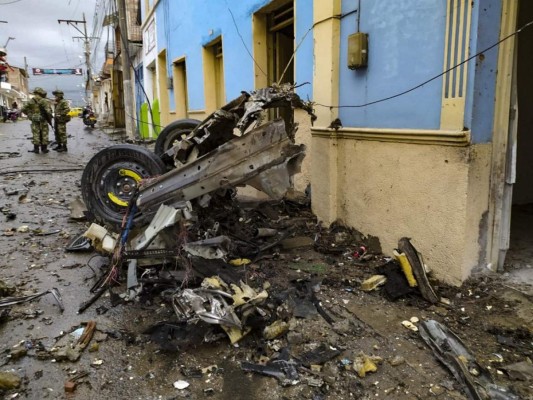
[487, 0, 519, 271]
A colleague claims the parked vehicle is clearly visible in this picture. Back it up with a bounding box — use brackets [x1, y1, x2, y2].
[82, 106, 96, 128]
[67, 107, 83, 118]
[2, 108, 19, 122]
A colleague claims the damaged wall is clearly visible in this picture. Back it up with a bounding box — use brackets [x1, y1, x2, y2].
[309, 0, 506, 284]
[311, 137, 492, 285]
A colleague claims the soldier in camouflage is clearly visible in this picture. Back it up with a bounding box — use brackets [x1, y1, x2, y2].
[52, 90, 71, 152]
[21, 87, 52, 154]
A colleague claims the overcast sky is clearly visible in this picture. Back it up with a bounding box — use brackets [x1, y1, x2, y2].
[1, 0, 107, 106]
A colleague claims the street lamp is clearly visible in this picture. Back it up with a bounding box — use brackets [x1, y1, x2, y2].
[4, 37, 15, 47]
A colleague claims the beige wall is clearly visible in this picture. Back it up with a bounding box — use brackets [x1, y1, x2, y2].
[293, 108, 313, 192]
[311, 136, 492, 285]
[308, 0, 494, 285]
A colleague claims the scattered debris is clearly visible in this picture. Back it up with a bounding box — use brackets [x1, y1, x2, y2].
[173, 380, 190, 390]
[0, 280, 16, 297]
[353, 353, 380, 378]
[0, 371, 21, 390]
[501, 360, 533, 381]
[50, 321, 97, 361]
[0, 288, 64, 312]
[419, 319, 520, 400]
[397, 238, 440, 303]
[64, 371, 89, 393]
[65, 235, 93, 252]
[68, 197, 88, 220]
[361, 275, 387, 291]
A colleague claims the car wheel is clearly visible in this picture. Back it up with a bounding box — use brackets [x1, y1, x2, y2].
[154, 119, 201, 163]
[81, 144, 166, 230]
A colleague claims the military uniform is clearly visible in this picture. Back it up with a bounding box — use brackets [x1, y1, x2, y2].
[52, 90, 70, 152]
[21, 87, 52, 154]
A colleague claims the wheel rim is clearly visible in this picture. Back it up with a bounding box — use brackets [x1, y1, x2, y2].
[97, 162, 145, 213]
[164, 130, 189, 152]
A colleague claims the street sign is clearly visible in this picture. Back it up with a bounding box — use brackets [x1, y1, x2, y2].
[32, 68, 83, 75]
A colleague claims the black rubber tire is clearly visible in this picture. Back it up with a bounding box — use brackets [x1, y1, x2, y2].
[154, 118, 201, 157]
[81, 144, 166, 230]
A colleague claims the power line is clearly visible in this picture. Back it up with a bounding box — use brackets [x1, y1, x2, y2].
[314, 19, 533, 109]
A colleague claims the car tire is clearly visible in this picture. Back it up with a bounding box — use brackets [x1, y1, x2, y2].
[81, 144, 166, 230]
[154, 118, 201, 160]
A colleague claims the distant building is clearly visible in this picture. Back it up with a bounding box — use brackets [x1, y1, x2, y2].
[0, 46, 28, 117]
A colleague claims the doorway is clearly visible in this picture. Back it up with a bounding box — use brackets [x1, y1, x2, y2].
[505, 1, 533, 282]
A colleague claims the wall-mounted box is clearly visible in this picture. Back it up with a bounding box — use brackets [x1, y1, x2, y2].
[348, 32, 368, 69]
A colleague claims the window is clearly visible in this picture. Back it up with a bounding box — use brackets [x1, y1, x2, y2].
[253, 1, 294, 125]
[203, 37, 225, 111]
[268, 2, 294, 86]
[172, 59, 188, 118]
[145, 19, 155, 54]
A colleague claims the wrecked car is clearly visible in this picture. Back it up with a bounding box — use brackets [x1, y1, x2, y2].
[78, 84, 316, 336]
[81, 83, 315, 230]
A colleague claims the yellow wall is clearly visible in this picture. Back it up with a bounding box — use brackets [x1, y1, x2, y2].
[311, 135, 491, 285]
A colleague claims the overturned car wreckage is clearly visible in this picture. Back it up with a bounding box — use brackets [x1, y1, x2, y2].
[82, 84, 314, 228]
[79, 84, 315, 341]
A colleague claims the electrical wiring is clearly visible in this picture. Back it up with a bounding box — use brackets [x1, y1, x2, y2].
[225, 3, 526, 110]
[314, 19, 533, 109]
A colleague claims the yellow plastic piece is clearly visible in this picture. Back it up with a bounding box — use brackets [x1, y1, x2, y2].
[229, 258, 251, 266]
[361, 275, 387, 291]
[393, 249, 418, 287]
[119, 168, 142, 182]
[355, 355, 378, 378]
[221, 325, 251, 344]
[107, 192, 128, 207]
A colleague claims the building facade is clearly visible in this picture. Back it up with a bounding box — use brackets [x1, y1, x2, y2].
[0, 46, 28, 115]
[103, 0, 529, 285]
[311, 0, 529, 285]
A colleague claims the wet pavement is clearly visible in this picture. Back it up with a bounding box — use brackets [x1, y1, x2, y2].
[0, 117, 532, 400]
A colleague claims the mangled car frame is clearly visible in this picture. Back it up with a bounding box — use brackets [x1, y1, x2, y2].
[79, 84, 315, 340]
[81, 84, 314, 231]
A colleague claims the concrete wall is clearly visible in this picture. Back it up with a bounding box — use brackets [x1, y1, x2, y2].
[311, 136, 491, 285]
[311, 0, 500, 284]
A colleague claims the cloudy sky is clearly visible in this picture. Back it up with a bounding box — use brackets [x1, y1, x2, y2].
[1, 0, 108, 106]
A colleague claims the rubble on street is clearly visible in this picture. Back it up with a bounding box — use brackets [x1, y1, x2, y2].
[0, 89, 531, 399]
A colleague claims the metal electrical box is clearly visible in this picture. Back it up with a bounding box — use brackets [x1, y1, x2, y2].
[347, 32, 368, 69]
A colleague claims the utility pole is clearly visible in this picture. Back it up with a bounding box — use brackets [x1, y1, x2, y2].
[117, 0, 135, 138]
[58, 14, 95, 98]
[3, 37, 14, 48]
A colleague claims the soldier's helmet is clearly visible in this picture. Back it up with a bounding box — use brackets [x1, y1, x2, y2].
[33, 87, 47, 97]
[52, 89, 64, 97]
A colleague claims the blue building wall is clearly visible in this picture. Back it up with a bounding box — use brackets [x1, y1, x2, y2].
[468, 0, 501, 143]
[336, 0, 501, 143]
[150, 0, 499, 143]
[338, 0, 447, 130]
[294, 0, 313, 101]
[154, 0, 313, 111]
